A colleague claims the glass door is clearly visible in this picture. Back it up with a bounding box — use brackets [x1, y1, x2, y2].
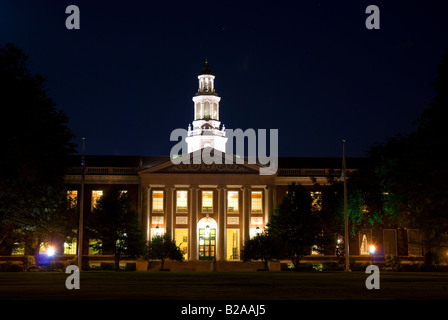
[199, 227, 216, 260]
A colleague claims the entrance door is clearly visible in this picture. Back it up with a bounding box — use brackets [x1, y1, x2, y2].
[199, 228, 216, 260]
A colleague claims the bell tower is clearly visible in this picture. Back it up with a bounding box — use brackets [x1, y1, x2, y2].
[186, 60, 227, 153]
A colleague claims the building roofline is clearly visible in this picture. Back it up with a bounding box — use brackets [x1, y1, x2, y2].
[66, 154, 366, 170]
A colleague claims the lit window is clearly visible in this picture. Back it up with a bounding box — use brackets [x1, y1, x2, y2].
[175, 229, 188, 260]
[360, 234, 369, 255]
[199, 227, 215, 259]
[176, 190, 188, 212]
[151, 227, 164, 239]
[310, 191, 322, 211]
[204, 101, 210, 119]
[251, 191, 262, 213]
[202, 191, 213, 213]
[227, 191, 239, 213]
[212, 103, 218, 119]
[312, 245, 322, 255]
[11, 243, 25, 255]
[195, 103, 201, 120]
[89, 239, 101, 255]
[91, 190, 103, 209]
[67, 190, 78, 207]
[64, 240, 77, 255]
[227, 229, 240, 260]
[152, 190, 164, 212]
[250, 227, 263, 239]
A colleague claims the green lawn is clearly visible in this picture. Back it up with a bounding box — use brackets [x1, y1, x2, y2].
[1, 271, 448, 301]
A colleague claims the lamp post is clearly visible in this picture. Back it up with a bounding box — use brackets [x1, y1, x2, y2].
[78, 137, 85, 271]
[342, 139, 350, 272]
[47, 246, 55, 271]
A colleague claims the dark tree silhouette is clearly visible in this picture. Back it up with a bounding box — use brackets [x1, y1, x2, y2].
[267, 183, 327, 269]
[0, 43, 76, 255]
[88, 189, 146, 270]
[360, 48, 448, 264]
[146, 233, 184, 271]
[241, 231, 285, 270]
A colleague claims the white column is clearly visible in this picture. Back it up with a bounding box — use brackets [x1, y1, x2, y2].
[146, 186, 151, 241]
[189, 185, 198, 261]
[242, 185, 251, 244]
[217, 185, 226, 261]
[165, 185, 174, 239]
[140, 186, 148, 242]
[264, 185, 274, 227]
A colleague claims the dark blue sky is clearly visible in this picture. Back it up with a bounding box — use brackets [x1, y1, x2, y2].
[1, 0, 447, 158]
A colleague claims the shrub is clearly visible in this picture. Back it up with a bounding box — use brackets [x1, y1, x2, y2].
[100, 262, 115, 270]
[22, 255, 39, 272]
[385, 254, 401, 271]
[322, 262, 342, 271]
[0, 262, 24, 272]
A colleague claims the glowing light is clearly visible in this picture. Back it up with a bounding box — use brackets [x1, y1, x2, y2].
[369, 245, 376, 255]
[47, 246, 55, 257]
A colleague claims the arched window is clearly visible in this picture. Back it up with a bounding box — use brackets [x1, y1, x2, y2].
[195, 103, 201, 120]
[204, 101, 210, 119]
[212, 103, 218, 119]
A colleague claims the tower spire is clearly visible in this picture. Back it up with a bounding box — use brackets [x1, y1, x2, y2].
[200, 59, 213, 77]
[186, 61, 227, 153]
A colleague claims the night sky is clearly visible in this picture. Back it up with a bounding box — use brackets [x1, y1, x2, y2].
[1, 0, 447, 158]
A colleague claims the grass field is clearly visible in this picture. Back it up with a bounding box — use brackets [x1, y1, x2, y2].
[1, 270, 448, 300]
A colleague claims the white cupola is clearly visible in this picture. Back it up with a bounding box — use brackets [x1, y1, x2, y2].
[186, 60, 227, 153]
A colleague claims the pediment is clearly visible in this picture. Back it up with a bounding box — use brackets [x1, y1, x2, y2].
[157, 161, 259, 174]
[139, 148, 262, 175]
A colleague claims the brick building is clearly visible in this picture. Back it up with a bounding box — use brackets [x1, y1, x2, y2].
[3, 62, 423, 269]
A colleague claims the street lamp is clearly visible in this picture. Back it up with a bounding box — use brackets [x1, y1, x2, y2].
[47, 246, 55, 257]
[369, 245, 376, 265]
[47, 246, 55, 271]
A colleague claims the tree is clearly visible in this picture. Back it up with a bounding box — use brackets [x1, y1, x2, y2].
[319, 182, 345, 255]
[267, 183, 327, 269]
[88, 189, 146, 270]
[317, 160, 403, 261]
[0, 43, 76, 252]
[241, 231, 285, 270]
[361, 48, 448, 263]
[38, 191, 79, 255]
[146, 233, 184, 271]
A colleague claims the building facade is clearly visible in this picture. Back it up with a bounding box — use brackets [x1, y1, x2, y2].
[62, 154, 422, 264]
[3, 62, 423, 267]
